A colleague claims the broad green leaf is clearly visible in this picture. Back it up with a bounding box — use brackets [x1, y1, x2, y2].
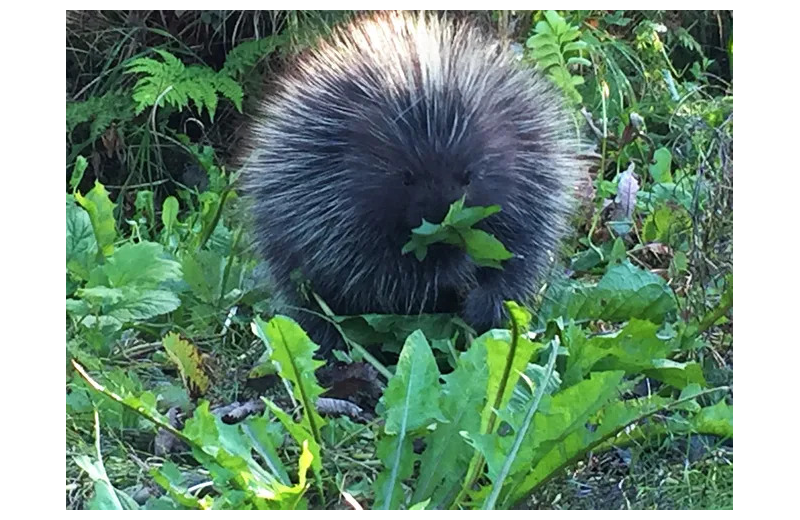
[564, 319, 704, 386]
[184, 403, 256, 467]
[448, 204, 500, 228]
[69, 155, 88, 193]
[531, 44, 559, 58]
[642, 204, 692, 247]
[81, 315, 124, 335]
[67, 202, 98, 280]
[594, 262, 677, 321]
[198, 191, 221, 233]
[105, 288, 181, 322]
[253, 316, 326, 446]
[77, 286, 126, 308]
[509, 363, 563, 411]
[676, 383, 704, 412]
[609, 237, 627, 264]
[409, 499, 431, 510]
[570, 75, 585, 86]
[162, 196, 179, 234]
[648, 147, 673, 183]
[483, 343, 560, 509]
[541, 261, 677, 327]
[506, 301, 533, 331]
[373, 435, 415, 510]
[638, 181, 697, 213]
[78, 285, 180, 323]
[534, 20, 554, 36]
[671, 250, 689, 274]
[150, 460, 203, 509]
[243, 416, 291, 486]
[526, 33, 552, 48]
[104, 242, 182, 288]
[563, 41, 589, 52]
[75, 181, 117, 256]
[182, 402, 290, 504]
[480, 329, 540, 432]
[508, 392, 669, 506]
[543, 10, 567, 34]
[377, 330, 446, 509]
[593, 319, 672, 369]
[644, 359, 706, 389]
[75, 454, 132, 510]
[402, 197, 512, 268]
[286, 440, 313, 505]
[66, 298, 90, 318]
[534, 56, 561, 71]
[520, 371, 625, 452]
[487, 370, 624, 485]
[383, 330, 446, 434]
[265, 400, 323, 478]
[412, 339, 488, 506]
[693, 400, 733, 438]
[182, 249, 224, 303]
[460, 228, 515, 269]
[560, 29, 581, 43]
[406, 219, 440, 238]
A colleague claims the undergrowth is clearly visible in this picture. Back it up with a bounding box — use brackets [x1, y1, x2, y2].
[66, 10, 733, 510]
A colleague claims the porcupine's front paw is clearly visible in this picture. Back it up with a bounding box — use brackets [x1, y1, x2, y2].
[461, 287, 506, 334]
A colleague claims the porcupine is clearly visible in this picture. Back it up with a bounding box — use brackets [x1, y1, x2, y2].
[243, 12, 583, 354]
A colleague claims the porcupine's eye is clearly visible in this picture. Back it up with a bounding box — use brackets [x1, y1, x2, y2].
[463, 169, 473, 186]
[402, 169, 415, 186]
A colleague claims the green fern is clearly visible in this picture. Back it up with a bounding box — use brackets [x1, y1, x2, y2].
[526, 11, 591, 104]
[221, 36, 283, 78]
[212, 74, 244, 112]
[125, 49, 243, 120]
[66, 91, 133, 139]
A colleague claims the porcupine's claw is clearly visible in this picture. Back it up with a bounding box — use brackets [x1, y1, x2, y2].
[461, 286, 506, 334]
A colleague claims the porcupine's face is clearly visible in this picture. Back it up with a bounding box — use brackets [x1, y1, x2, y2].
[394, 137, 515, 233]
[343, 92, 519, 241]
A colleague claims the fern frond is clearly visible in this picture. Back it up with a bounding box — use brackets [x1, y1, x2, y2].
[66, 91, 134, 140]
[126, 50, 188, 115]
[125, 57, 169, 76]
[213, 75, 244, 112]
[183, 66, 219, 119]
[125, 49, 245, 120]
[526, 11, 591, 104]
[221, 36, 282, 78]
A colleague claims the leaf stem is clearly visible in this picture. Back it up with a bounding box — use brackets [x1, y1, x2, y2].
[217, 223, 243, 309]
[451, 303, 522, 508]
[483, 339, 559, 509]
[697, 281, 733, 335]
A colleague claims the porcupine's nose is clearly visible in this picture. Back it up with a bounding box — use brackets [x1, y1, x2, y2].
[424, 186, 463, 224]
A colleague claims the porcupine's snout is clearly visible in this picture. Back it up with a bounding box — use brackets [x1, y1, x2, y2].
[404, 171, 470, 228]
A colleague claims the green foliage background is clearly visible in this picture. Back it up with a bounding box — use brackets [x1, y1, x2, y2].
[66, 10, 733, 510]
